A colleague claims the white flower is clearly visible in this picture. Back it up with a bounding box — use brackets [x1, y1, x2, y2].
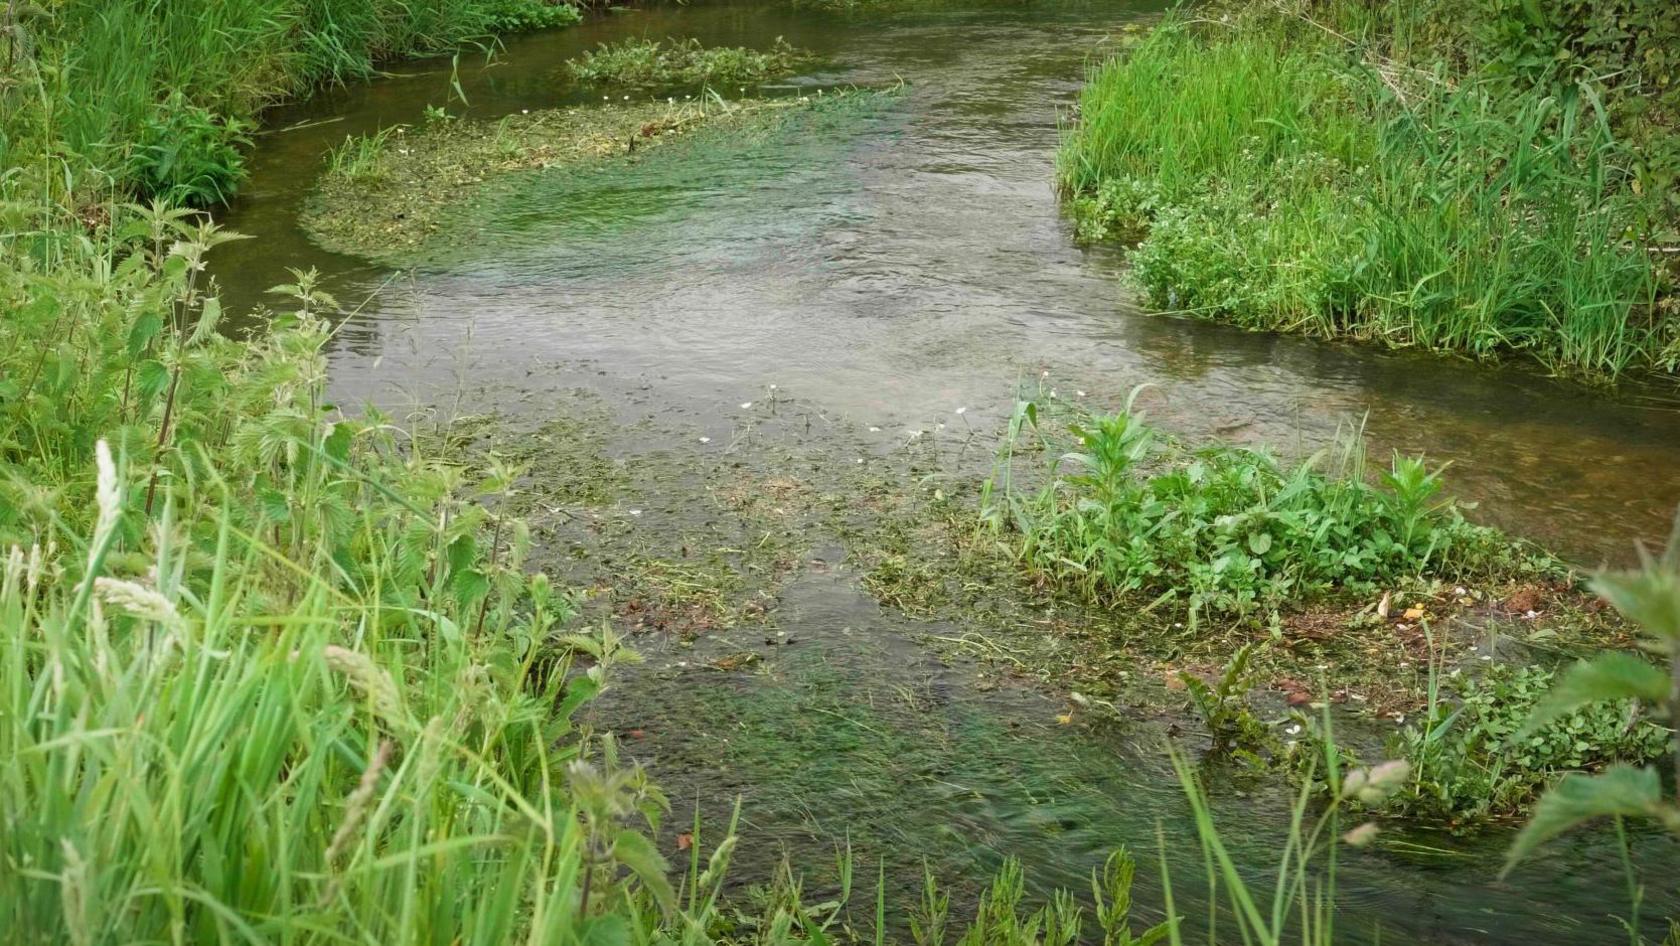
[955, 407, 967, 415]
[698, 437, 711, 444]
[868, 426, 881, 432]
[740, 402, 753, 409]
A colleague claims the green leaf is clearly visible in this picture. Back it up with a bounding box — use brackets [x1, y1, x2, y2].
[1521, 652, 1669, 735]
[578, 915, 631, 946]
[1502, 765, 1662, 876]
[188, 297, 222, 347]
[128, 313, 164, 357]
[556, 675, 600, 721]
[1248, 531, 1273, 555]
[1589, 511, 1680, 640]
[611, 830, 674, 912]
[136, 359, 170, 403]
[323, 421, 354, 465]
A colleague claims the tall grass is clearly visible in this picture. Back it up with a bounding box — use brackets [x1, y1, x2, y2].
[1059, 9, 1672, 381]
[0, 0, 579, 205]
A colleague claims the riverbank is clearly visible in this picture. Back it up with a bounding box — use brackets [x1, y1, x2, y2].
[1059, 1, 1679, 382]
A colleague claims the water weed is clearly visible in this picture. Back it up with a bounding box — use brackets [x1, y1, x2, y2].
[567, 37, 814, 91]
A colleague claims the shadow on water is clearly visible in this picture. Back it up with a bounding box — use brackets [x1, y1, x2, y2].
[209, 0, 1680, 939]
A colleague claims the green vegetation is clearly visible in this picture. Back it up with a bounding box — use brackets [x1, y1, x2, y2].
[1059, 2, 1679, 381]
[0, 0, 581, 205]
[567, 37, 813, 89]
[1503, 513, 1680, 872]
[303, 87, 895, 263]
[1393, 662, 1667, 823]
[307, 97, 801, 257]
[982, 392, 1527, 620]
[6, 0, 1678, 936]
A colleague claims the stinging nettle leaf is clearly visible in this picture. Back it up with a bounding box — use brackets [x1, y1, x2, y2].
[1503, 764, 1661, 876]
[1520, 651, 1670, 736]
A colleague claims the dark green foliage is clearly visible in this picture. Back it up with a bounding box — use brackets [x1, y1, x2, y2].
[129, 92, 253, 205]
[1390, 663, 1669, 823]
[482, 0, 583, 31]
[0, 0, 583, 206]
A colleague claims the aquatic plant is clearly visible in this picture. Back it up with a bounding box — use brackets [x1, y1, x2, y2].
[566, 36, 813, 90]
[1059, 5, 1675, 381]
[1308, 658, 1670, 825]
[981, 393, 1520, 619]
[1504, 510, 1680, 872]
[1179, 642, 1272, 759]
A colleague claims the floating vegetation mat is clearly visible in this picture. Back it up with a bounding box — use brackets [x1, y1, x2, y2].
[565, 37, 815, 90]
[302, 87, 897, 265]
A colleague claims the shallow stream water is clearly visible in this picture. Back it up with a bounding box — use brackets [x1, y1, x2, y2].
[213, 1, 1680, 939]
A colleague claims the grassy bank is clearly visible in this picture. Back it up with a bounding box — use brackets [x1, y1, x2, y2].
[1059, 1, 1679, 382]
[0, 0, 581, 205]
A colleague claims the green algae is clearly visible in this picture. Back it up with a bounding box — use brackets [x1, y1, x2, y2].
[301, 87, 899, 266]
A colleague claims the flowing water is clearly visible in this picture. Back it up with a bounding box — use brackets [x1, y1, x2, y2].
[213, 0, 1680, 939]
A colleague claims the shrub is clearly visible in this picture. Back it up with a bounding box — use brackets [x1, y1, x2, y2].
[128, 92, 253, 205]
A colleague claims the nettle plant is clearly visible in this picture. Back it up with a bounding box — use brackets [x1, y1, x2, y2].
[1504, 510, 1680, 872]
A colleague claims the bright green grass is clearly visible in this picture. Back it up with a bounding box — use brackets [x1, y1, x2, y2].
[0, 0, 579, 205]
[1059, 15, 1673, 381]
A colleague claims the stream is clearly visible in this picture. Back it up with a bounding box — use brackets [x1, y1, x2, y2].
[212, 1, 1680, 940]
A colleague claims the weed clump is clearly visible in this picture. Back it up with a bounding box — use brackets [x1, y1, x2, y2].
[566, 37, 814, 90]
[982, 394, 1526, 620]
[1369, 662, 1671, 824]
